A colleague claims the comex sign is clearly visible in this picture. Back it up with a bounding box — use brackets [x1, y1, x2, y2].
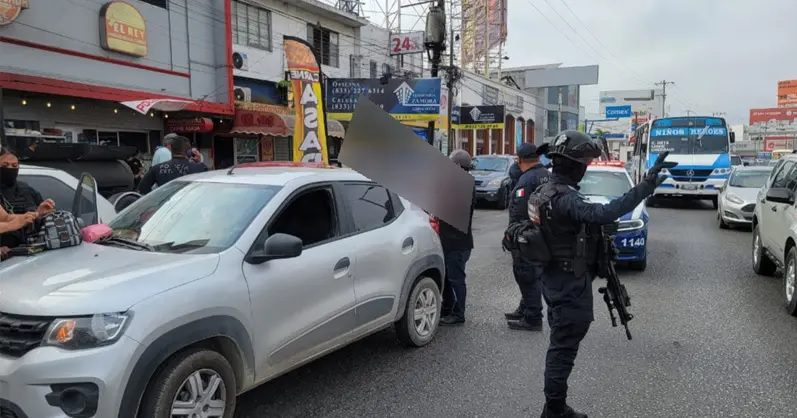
[605, 105, 632, 118]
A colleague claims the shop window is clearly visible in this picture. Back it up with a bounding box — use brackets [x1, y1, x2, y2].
[119, 132, 149, 155]
[307, 24, 339, 67]
[232, 0, 272, 51]
[98, 131, 119, 146]
[382, 63, 392, 77]
[234, 138, 259, 164]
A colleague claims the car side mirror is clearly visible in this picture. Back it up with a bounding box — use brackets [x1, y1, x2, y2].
[247, 233, 303, 265]
[766, 188, 794, 205]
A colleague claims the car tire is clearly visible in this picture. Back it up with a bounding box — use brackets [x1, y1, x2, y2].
[396, 276, 442, 347]
[711, 196, 719, 209]
[138, 348, 237, 418]
[785, 247, 797, 316]
[718, 211, 729, 229]
[752, 225, 776, 276]
[629, 257, 647, 271]
[496, 186, 510, 210]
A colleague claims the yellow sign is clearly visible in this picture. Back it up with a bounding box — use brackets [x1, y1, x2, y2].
[0, 0, 28, 26]
[100, 1, 147, 57]
[283, 37, 328, 164]
[452, 123, 505, 130]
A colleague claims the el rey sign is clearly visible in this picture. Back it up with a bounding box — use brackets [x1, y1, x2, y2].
[100, 1, 148, 57]
[0, 0, 28, 25]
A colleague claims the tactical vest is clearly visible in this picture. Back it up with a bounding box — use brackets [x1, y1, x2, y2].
[508, 166, 550, 224]
[1, 183, 39, 214]
[538, 182, 601, 276]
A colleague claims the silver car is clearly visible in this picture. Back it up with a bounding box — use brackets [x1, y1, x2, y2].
[0, 166, 445, 418]
[718, 166, 773, 228]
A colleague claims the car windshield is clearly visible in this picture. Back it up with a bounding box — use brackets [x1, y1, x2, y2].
[729, 171, 770, 188]
[579, 171, 632, 198]
[106, 181, 280, 254]
[472, 157, 509, 172]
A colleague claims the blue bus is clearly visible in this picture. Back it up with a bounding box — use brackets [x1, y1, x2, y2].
[630, 116, 735, 208]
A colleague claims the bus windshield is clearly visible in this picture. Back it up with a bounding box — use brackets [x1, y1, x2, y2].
[649, 117, 729, 155]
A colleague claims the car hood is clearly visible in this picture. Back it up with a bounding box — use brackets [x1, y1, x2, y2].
[583, 195, 645, 221]
[0, 243, 220, 316]
[725, 186, 760, 203]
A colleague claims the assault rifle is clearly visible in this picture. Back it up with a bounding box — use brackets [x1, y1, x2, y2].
[597, 222, 634, 340]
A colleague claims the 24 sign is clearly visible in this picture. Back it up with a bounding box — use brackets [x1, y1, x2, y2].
[390, 31, 424, 55]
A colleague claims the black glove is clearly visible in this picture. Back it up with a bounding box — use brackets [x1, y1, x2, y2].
[644, 151, 676, 186]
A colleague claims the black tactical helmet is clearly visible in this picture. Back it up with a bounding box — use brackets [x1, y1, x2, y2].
[547, 130, 602, 165]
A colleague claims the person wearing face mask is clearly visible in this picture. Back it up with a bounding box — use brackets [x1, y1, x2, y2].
[0, 148, 55, 253]
[531, 131, 671, 418]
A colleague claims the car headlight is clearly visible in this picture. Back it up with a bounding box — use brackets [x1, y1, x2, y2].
[487, 178, 504, 188]
[712, 168, 731, 175]
[618, 219, 645, 232]
[44, 313, 129, 350]
[725, 194, 744, 204]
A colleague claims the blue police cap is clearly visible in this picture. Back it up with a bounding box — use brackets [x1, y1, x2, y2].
[517, 143, 538, 159]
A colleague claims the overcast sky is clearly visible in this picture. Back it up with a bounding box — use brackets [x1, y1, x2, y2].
[355, 0, 796, 125]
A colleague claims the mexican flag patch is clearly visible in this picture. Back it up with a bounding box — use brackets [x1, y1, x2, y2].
[515, 189, 525, 198]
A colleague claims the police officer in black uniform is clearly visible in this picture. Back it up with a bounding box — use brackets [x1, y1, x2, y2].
[137, 136, 208, 194]
[535, 131, 670, 418]
[505, 143, 549, 331]
[0, 149, 54, 251]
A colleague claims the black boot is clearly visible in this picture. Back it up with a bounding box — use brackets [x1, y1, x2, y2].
[540, 403, 587, 418]
[440, 315, 465, 326]
[507, 317, 543, 331]
[504, 306, 524, 320]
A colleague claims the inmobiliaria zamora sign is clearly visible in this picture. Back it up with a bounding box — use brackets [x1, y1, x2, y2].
[283, 36, 328, 164]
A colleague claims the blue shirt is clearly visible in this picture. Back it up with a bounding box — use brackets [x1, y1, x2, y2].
[151, 146, 172, 166]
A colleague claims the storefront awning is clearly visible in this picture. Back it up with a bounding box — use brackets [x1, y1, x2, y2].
[231, 109, 294, 136]
[327, 119, 346, 138]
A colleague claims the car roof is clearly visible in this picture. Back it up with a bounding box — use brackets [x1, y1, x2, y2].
[183, 167, 370, 187]
[733, 166, 773, 172]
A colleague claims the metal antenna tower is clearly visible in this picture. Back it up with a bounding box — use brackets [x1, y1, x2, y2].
[336, 0, 363, 15]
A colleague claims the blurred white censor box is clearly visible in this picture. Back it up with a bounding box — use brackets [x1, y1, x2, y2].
[339, 97, 475, 233]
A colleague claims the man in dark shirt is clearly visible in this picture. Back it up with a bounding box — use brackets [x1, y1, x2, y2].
[0, 149, 55, 253]
[138, 136, 208, 194]
[439, 149, 477, 326]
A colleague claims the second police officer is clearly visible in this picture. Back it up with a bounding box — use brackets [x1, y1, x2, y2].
[532, 131, 671, 418]
[505, 143, 549, 331]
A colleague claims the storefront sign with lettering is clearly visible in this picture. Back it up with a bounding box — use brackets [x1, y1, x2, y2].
[100, 1, 148, 57]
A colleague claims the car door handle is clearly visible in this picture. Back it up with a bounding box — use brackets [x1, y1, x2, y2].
[402, 237, 415, 252]
[333, 257, 350, 279]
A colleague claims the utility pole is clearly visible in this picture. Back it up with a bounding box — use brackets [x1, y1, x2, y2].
[447, 26, 455, 152]
[0, 88, 5, 146]
[425, 0, 446, 147]
[655, 80, 675, 117]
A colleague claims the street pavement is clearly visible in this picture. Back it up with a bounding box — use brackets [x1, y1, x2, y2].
[235, 200, 797, 418]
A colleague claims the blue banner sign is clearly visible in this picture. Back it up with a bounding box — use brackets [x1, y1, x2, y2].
[651, 127, 728, 137]
[325, 78, 441, 121]
[605, 105, 632, 118]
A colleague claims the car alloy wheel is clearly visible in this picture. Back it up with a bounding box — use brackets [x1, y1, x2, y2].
[171, 369, 227, 418]
[414, 288, 438, 338]
[787, 258, 796, 304]
[753, 233, 760, 266]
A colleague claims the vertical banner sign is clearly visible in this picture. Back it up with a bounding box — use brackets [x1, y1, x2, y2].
[283, 36, 328, 164]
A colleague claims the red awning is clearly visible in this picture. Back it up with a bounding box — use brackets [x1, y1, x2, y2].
[231, 109, 294, 136]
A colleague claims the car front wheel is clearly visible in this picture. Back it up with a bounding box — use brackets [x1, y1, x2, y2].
[496, 186, 510, 210]
[139, 348, 236, 418]
[752, 225, 776, 276]
[396, 276, 442, 347]
[786, 247, 797, 316]
[717, 210, 729, 229]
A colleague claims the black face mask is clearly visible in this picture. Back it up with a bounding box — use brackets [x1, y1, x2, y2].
[0, 167, 18, 187]
[552, 158, 588, 184]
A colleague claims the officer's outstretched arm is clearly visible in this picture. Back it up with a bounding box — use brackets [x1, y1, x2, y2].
[559, 181, 655, 225]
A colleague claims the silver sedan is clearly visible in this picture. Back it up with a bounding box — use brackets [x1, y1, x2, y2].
[717, 166, 773, 229]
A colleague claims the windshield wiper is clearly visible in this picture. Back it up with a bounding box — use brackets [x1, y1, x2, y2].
[156, 239, 210, 253]
[98, 236, 155, 252]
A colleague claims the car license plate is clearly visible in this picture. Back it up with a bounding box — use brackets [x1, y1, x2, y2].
[681, 184, 698, 190]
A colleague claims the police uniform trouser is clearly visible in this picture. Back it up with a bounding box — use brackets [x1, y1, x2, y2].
[541, 266, 594, 403]
[510, 251, 543, 322]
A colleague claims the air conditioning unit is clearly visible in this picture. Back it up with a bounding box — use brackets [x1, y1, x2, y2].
[232, 51, 249, 71]
[233, 86, 252, 102]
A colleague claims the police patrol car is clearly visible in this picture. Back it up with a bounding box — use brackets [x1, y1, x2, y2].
[581, 161, 649, 271]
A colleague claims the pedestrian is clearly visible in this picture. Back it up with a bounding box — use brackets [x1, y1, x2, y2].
[137, 135, 208, 194]
[505, 143, 549, 331]
[0, 148, 56, 252]
[439, 149, 477, 326]
[533, 131, 670, 418]
[151, 133, 178, 166]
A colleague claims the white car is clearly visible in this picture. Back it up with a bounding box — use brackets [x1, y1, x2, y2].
[18, 164, 117, 222]
[717, 166, 772, 229]
[0, 165, 445, 417]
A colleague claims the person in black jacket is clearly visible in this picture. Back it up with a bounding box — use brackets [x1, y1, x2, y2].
[535, 131, 670, 418]
[138, 136, 208, 194]
[0, 149, 55, 252]
[439, 149, 477, 326]
[505, 143, 550, 331]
